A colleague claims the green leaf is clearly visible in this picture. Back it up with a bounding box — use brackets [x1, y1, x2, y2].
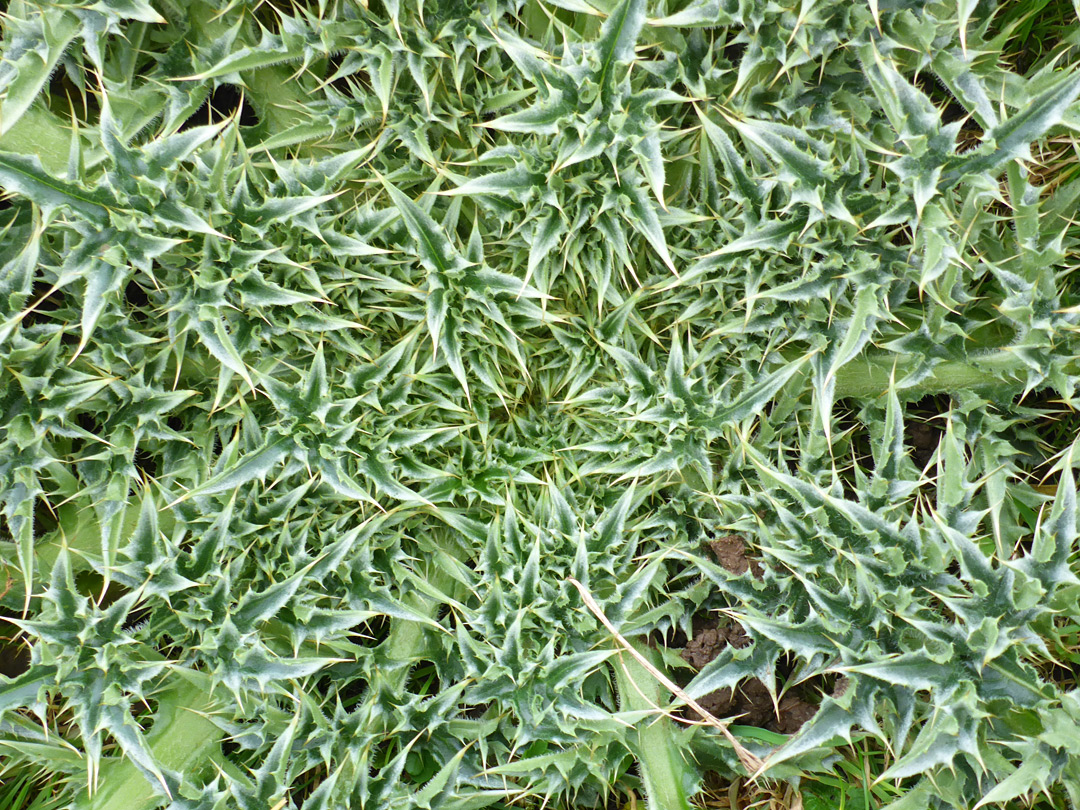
[485, 92, 570, 136]
[697, 109, 762, 210]
[0, 152, 110, 222]
[0, 9, 80, 136]
[947, 70, 1080, 184]
[178, 437, 291, 502]
[595, 0, 648, 90]
[623, 181, 676, 272]
[381, 180, 471, 276]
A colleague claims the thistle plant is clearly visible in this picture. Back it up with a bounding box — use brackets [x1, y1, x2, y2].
[1, 0, 1079, 809]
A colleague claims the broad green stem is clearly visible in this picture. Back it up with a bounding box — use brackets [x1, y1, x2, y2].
[0, 499, 150, 611]
[372, 537, 465, 698]
[0, 106, 74, 175]
[613, 641, 694, 810]
[832, 350, 1050, 400]
[81, 537, 461, 810]
[75, 677, 222, 810]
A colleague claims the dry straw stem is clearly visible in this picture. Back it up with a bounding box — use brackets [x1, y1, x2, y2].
[568, 577, 765, 774]
[695, 780, 805, 810]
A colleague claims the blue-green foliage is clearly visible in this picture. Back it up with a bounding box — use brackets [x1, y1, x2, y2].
[0, 0, 1079, 808]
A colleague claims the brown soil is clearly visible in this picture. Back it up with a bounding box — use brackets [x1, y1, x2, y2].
[906, 422, 940, 468]
[771, 693, 817, 733]
[680, 623, 750, 669]
[679, 623, 818, 734]
[0, 640, 30, 678]
[684, 670, 819, 734]
[461, 703, 490, 719]
[679, 533, 817, 734]
[707, 534, 764, 580]
[674, 535, 819, 734]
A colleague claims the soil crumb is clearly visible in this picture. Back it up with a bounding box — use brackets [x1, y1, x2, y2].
[708, 534, 764, 580]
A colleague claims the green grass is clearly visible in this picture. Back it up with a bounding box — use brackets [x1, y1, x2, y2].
[0, 772, 66, 810]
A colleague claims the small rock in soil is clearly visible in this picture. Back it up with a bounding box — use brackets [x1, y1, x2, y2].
[831, 675, 850, 698]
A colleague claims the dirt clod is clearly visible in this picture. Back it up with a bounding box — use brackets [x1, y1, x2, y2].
[680, 621, 751, 669]
[681, 627, 727, 669]
[722, 622, 751, 649]
[772, 693, 817, 734]
[708, 534, 764, 580]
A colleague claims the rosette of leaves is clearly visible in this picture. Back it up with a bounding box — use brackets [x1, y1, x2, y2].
[0, 0, 1079, 809]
